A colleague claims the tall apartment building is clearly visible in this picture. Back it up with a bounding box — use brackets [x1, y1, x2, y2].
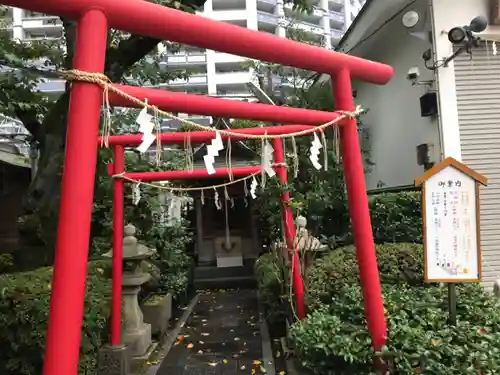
[164, 0, 365, 100]
[3, 1, 364, 127]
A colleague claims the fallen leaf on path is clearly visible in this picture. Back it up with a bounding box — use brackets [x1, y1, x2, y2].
[174, 340, 181, 346]
[199, 341, 204, 344]
[197, 350, 203, 354]
[276, 351, 281, 358]
[202, 319, 207, 322]
[278, 371, 286, 375]
[208, 362, 218, 367]
[234, 337, 240, 341]
[252, 360, 262, 365]
[223, 359, 228, 364]
[201, 332, 210, 336]
[187, 343, 194, 349]
[259, 365, 267, 373]
[251, 369, 256, 375]
[240, 365, 246, 370]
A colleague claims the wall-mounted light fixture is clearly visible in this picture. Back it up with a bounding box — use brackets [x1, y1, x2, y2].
[422, 16, 487, 70]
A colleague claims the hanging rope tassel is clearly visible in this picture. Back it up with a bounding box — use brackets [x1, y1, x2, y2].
[153, 106, 162, 167]
[260, 134, 267, 189]
[184, 132, 194, 172]
[319, 129, 328, 171]
[226, 137, 233, 181]
[101, 86, 112, 148]
[223, 187, 231, 250]
[333, 125, 340, 164]
[291, 136, 299, 178]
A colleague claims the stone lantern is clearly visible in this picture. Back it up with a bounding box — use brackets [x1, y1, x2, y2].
[104, 224, 155, 357]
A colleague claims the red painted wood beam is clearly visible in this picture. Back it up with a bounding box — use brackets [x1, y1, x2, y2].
[4, 0, 393, 84]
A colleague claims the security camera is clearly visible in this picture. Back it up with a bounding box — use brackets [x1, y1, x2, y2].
[407, 66, 420, 81]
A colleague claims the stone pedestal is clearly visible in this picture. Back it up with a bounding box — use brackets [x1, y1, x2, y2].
[215, 236, 243, 267]
[123, 273, 152, 356]
[97, 345, 131, 375]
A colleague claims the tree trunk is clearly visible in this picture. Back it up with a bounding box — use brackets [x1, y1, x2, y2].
[15, 93, 70, 269]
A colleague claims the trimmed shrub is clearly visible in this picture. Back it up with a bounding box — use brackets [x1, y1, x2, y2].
[146, 222, 194, 301]
[305, 243, 424, 310]
[0, 261, 111, 375]
[255, 252, 288, 328]
[369, 191, 422, 244]
[291, 283, 500, 375]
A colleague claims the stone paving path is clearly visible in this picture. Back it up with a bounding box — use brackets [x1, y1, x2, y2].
[157, 289, 268, 375]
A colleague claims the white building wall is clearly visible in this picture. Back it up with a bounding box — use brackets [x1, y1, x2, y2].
[353, 0, 440, 190]
[430, 0, 500, 161]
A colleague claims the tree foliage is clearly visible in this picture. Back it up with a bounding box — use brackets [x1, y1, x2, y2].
[0, 0, 326, 265]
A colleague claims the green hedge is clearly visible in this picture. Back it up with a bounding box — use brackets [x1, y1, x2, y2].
[369, 191, 422, 244]
[292, 243, 500, 374]
[305, 243, 423, 310]
[0, 261, 111, 375]
[291, 283, 500, 375]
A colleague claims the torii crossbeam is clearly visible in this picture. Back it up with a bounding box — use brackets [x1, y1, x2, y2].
[1, 1, 394, 374]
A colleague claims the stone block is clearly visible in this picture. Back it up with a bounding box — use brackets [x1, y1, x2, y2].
[124, 323, 152, 357]
[97, 344, 131, 375]
[142, 293, 173, 337]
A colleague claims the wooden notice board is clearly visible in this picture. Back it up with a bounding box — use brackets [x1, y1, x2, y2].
[415, 157, 488, 283]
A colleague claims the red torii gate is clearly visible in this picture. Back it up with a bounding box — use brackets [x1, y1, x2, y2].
[2, 1, 394, 374]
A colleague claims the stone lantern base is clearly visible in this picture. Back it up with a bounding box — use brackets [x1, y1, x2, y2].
[97, 344, 131, 375]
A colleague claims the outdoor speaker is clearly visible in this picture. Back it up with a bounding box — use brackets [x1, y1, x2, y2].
[419, 92, 438, 117]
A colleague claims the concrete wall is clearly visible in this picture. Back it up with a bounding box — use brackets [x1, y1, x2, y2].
[353, 0, 440, 189]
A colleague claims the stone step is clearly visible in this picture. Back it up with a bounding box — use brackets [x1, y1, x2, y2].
[194, 264, 254, 280]
[194, 276, 256, 291]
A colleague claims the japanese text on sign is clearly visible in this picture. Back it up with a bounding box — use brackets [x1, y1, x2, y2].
[424, 166, 479, 281]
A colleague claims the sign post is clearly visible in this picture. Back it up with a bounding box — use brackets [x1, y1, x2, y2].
[415, 157, 487, 325]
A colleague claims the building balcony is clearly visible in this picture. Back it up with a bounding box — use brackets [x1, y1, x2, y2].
[213, 52, 246, 64]
[214, 71, 253, 86]
[168, 74, 208, 87]
[22, 16, 62, 33]
[36, 79, 65, 93]
[329, 10, 344, 23]
[284, 3, 323, 20]
[328, 0, 344, 12]
[331, 28, 343, 42]
[294, 21, 324, 35]
[211, 0, 247, 11]
[209, 10, 247, 22]
[257, 11, 278, 26]
[163, 54, 207, 67]
[257, 0, 277, 5]
[23, 35, 61, 42]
